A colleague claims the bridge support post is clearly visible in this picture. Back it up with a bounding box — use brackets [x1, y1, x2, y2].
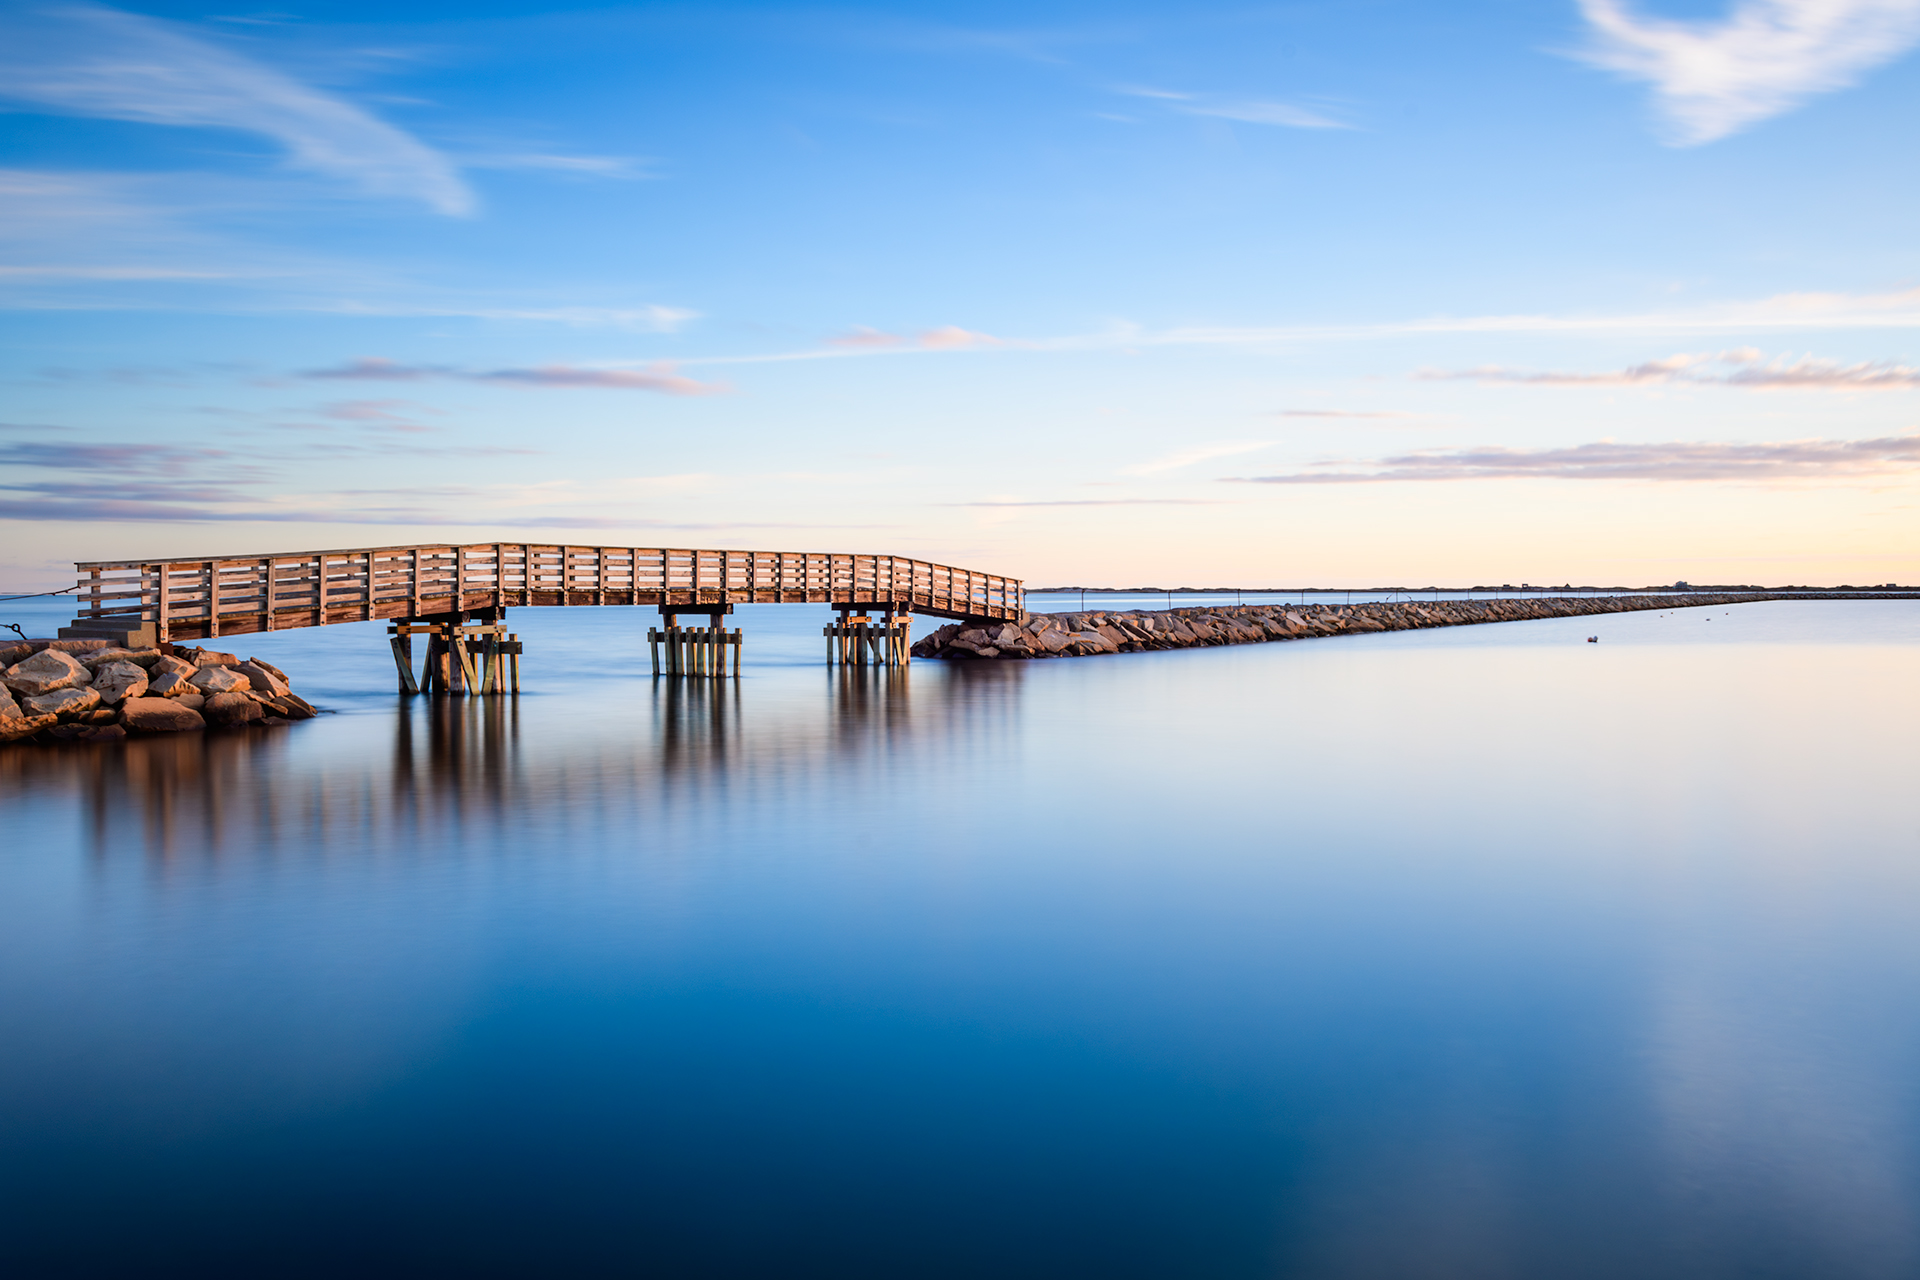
[825, 603, 910, 667]
[653, 602, 738, 680]
[391, 609, 516, 696]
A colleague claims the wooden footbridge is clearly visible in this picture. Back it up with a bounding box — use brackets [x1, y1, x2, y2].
[61, 542, 1025, 688]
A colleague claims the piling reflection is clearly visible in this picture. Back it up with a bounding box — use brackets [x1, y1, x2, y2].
[0, 661, 1029, 865]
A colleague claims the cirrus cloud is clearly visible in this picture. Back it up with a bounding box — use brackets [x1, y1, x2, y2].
[1230, 434, 1920, 484]
[1573, 0, 1920, 144]
[1417, 348, 1920, 388]
[302, 358, 725, 395]
[0, 4, 473, 215]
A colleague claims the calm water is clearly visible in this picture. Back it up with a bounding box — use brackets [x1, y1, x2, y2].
[2, 598, 1917, 1279]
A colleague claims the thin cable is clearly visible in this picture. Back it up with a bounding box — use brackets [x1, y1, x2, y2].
[0, 586, 77, 603]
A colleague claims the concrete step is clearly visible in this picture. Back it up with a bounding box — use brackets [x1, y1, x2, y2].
[57, 620, 158, 648]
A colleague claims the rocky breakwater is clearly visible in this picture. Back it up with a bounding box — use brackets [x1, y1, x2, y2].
[912, 592, 1780, 661]
[0, 639, 319, 744]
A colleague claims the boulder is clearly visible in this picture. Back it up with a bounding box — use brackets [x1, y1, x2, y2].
[84, 708, 120, 725]
[189, 666, 251, 694]
[146, 671, 191, 698]
[176, 693, 206, 711]
[190, 649, 241, 668]
[150, 653, 194, 678]
[235, 661, 290, 697]
[79, 647, 163, 671]
[4, 648, 89, 697]
[46, 640, 113, 655]
[24, 686, 101, 718]
[246, 656, 289, 683]
[259, 694, 313, 720]
[0, 684, 19, 720]
[0, 712, 56, 742]
[91, 660, 150, 705]
[85, 724, 128, 742]
[202, 691, 262, 727]
[279, 692, 318, 718]
[120, 698, 206, 733]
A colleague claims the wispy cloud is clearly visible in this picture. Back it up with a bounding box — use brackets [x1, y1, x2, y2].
[947, 499, 1225, 507]
[1121, 441, 1271, 475]
[0, 3, 473, 214]
[827, 326, 908, 348]
[464, 153, 651, 178]
[1419, 348, 1920, 388]
[1231, 435, 1920, 484]
[0, 440, 244, 476]
[317, 302, 698, 331]
[675, 286, 1920, 372]
[1277, 409, 1420, 419]
[819, 325, 1003, 351]
[1116, 85, 1352, 130]
[915, 325, 1003, 349]
[301, 358, 726, 395]
[1573, 0, 1920, 144]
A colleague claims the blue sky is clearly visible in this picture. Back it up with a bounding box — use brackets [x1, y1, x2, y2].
[2, 0, 1918, 588]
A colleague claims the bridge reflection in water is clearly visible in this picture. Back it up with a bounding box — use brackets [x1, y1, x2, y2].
[6, 663, 1030, 865]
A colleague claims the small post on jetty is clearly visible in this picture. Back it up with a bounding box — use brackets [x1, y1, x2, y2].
[388, 608, 521, 696]
[649, 602, 740, 680]
[824, 602, 911, 667]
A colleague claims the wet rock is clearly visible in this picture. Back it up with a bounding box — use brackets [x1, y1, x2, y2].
[202, 691, 263, 727]
[4, 648, 89, 697]
[121, 698, 206, 733]
[91, 660, 150, 705]
[25, 685, 101, 718]
[85, 724, 127, 742]
[0, 709, 56, 741]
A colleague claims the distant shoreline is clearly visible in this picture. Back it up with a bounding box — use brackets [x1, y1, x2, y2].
[1031, 584, 1914, 595]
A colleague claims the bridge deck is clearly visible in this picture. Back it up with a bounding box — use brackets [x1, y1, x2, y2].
[69, 543, 1024, 643]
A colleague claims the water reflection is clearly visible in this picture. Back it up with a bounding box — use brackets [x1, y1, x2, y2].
[4, 608, 1917, 1279]
[0, 661, 1032, 865]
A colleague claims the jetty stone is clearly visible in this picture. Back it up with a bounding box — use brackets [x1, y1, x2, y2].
[91, 660, 150, 705]
[4, 648, 89, 697]
[25, 685, 102, 718]
[189, 666, 251, 694]
[121, 698, 206, 733]
[146, 671, 191, 698]
[235, 661, 290, 697]
[202, 691, 262, 727]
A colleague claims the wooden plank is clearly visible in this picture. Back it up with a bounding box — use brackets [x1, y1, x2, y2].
[69, 540, 1023, 633]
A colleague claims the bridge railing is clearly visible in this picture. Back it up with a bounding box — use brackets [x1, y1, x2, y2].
[70, 544, 1023, 641]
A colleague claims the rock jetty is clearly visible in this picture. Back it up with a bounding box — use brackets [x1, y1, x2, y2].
[0, 639, 319, 744]
[913, 592, 1781, 661]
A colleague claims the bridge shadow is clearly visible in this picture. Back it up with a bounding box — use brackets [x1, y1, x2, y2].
[3, 659, 1031, 866]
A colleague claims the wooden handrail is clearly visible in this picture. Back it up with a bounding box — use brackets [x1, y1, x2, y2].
[71, 542, 1024, 642]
